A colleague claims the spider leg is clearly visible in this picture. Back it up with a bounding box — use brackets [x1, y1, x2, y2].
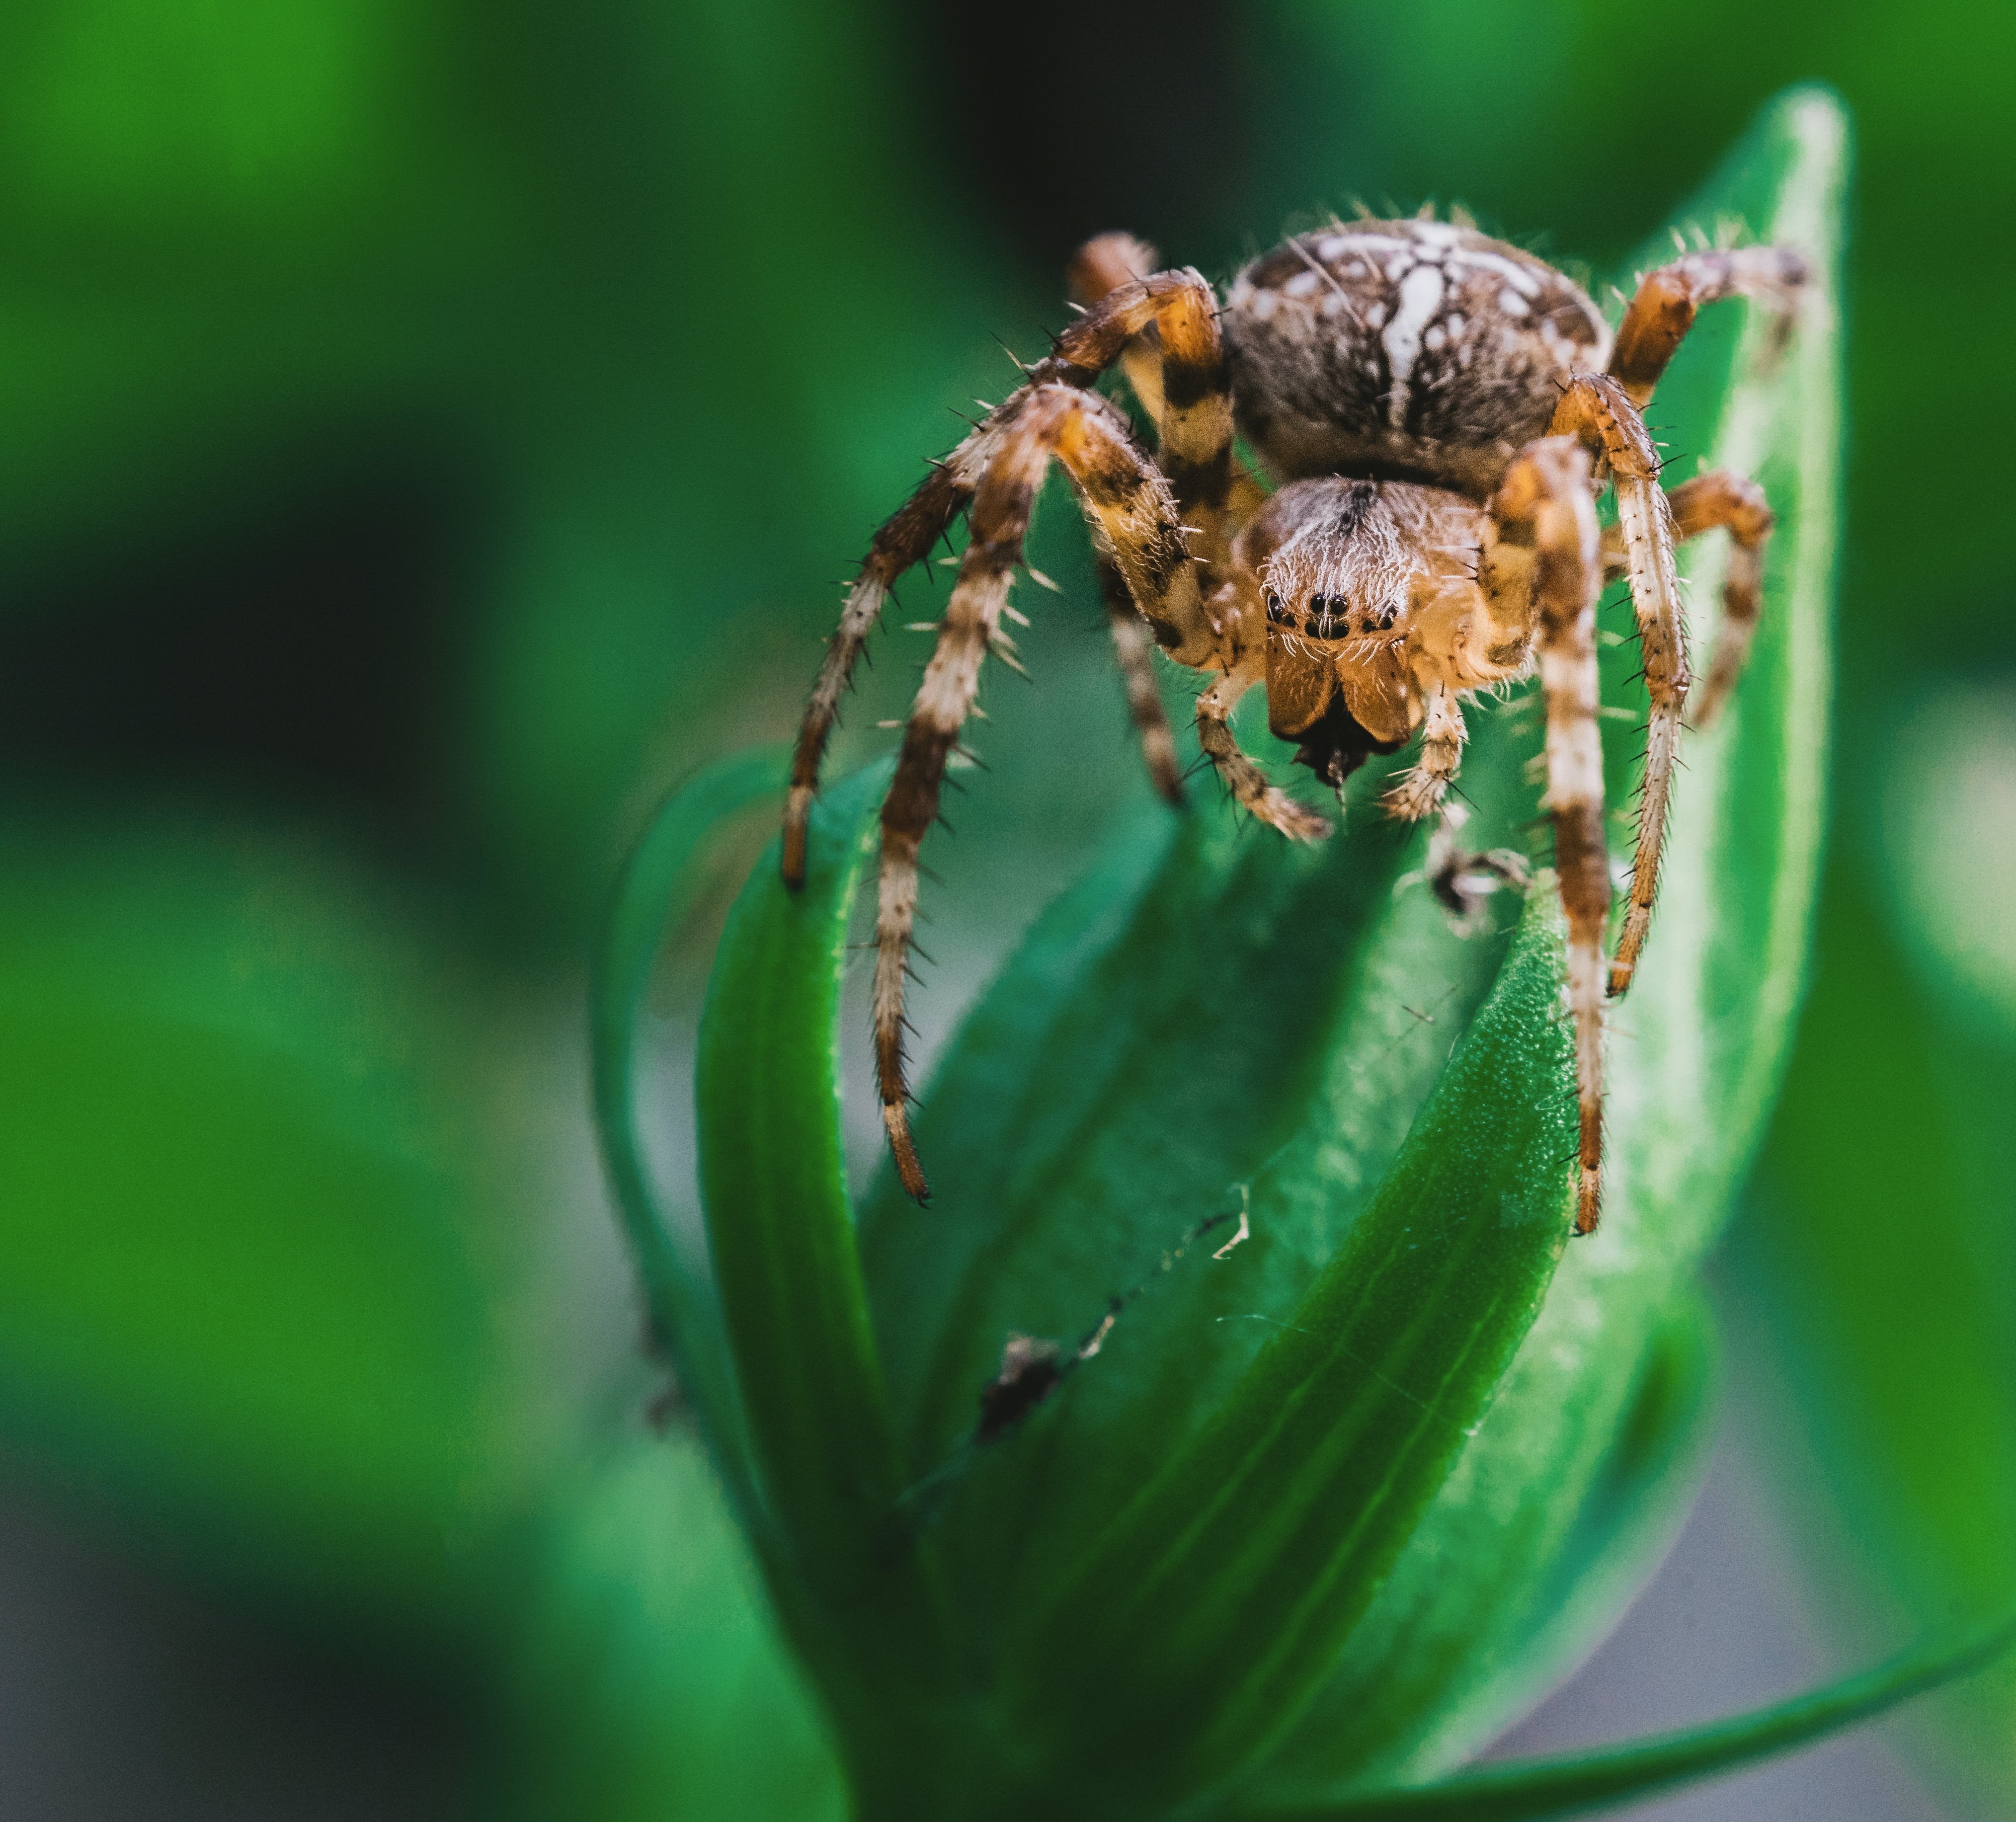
[1068, 234, 1170, 419]
[1600, 466, 1776, 732]
[1548, 375, 1685, 1002]
[875, 385, 1215, 1200]
[1195, 656, 1332, 842]
[1068, 232, 1261, 572]
[1422, 812, 1531, 924]
[1094, 547, 1183, 806]
[1384, 682, 1466, 822]
[1609, 243, 1810, 410]
[1672, 471, 1774, 725]
[786, 455, 979, 884]
[784, 264, 1225, 884]
[1383, 685, 1529, 918]
[1490, 436, 1607, 1234]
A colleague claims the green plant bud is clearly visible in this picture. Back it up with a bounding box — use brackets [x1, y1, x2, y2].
[592, 85, 1976, 1822]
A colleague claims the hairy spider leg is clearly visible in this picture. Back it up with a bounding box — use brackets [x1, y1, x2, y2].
[876, 385, 1215, 1201]
[1671, 471, 1774, 726]
[1547, 376, 1688, 1003]
[1602, 244, 1806, 740]
[1068, 233, 1266, 577]
[1383, 681, 1467, 823]
[1071, 234, 1299, 816]
[784, 267, 1229, 886]
[1599, 467, 1776, 730]
[1608, 244, 1811, 410]
[1094, 548, 1184, 805]
[1489, 437, 1608, 1235]
[1068, 234, 1169, 419]
[785, 452, 978, 885]
[1561, 240, 1808, 986]
[1195, 651, 1334, 842]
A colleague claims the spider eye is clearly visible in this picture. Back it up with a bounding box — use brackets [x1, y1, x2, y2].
[1264, 589, 1283, 619]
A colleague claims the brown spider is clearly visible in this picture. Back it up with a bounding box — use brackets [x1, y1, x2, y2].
[782, 214, 1807, 1235]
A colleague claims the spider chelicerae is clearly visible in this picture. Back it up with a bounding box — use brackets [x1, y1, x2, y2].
[782, 212, 1808, 1235]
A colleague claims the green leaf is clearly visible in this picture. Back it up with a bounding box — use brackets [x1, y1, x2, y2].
[854, 689, 1537, 1681]
[1443, 1296, 1720, 1740]
[692, 748, 1576, 1813]
[1727, 674, 2016, 1813]
[673, 81, 1845, 1820]
[1229, 1608, 2016, 1821]
[692, 759, 953, 1723]
[592, 742, 789, 1526]
[1238, 85, 1848, 1797]
[1735, 857, 2016, 1813]
[990, 889, 1576, 1810]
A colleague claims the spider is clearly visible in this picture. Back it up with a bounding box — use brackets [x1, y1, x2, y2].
[782, 213, 1807, 1236]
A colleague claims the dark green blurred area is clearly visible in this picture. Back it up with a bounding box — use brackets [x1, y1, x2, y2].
[0, 0, 2012, 1816]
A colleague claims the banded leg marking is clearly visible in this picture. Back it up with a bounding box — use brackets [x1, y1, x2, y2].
[1195, 657, 1332, 842]
[1068, 234, 1240, 571]
[1599, 466, 1776, 730]
[1067, 234, 1168, 421]
[1548, 375, 1686, 1002]
[785, 265, 1224, 885]
[1384, 682, 1466, 823]
[1096, 549, 1183, 806]
[1671, 470, 1773, 725]
[787, 448, 988, 885]
[1609, 243, 1810, 410]
[875, 386, 1211, 1200]
[1492, 436, 1607, 1235]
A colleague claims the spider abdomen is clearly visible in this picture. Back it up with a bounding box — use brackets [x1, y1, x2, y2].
[1224, 218, 1611, 498]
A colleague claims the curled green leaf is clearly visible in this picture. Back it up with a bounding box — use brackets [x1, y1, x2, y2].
[1243, 84, 1848, 1796]
[992, 887, 1576, 1809]
[1232, 1609, 2016, 1821]
[591, 743, 788, 1524]
[642, 80, 1851, 1822]
[691, 759, 959, 1756]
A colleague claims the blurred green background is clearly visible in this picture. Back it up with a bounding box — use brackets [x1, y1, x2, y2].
[0, 0, 2012, 1817]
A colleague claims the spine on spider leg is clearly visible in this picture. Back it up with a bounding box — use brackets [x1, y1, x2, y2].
[1547, 373, 1690, 1005]
[785, 272, 1213, 889]
[1606, 462, 1690, 1000]
[1052, 393, 1219, 670]
[1194, 666, 1333, 843]
[1673, 470, 1774, 727]
[1066, 234, 1168, 423]
[1552, 798, 1611, 1238]
[1034, 267, 1216, 396]
[1610, 245, 1811, 409]
[1500, 439, 1608, 1235]
[1063, 249, 1241, 570]
[872, 409, 1056, 1199]
[785, 459, 972, 887]
[1095, 550, 1184, 806]
[1148, 283, 1237, 556]
[1384, 683, 1466, 823]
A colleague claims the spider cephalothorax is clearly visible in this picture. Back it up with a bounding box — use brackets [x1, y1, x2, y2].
[782, 212, 1807, 1235]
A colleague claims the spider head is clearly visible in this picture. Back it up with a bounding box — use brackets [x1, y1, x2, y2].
[1240, 475, 1466, 761]
[1223, 218, 1612, 498]
[1261, 580, 1403, 645]
[1250, 478, 1414, 650]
